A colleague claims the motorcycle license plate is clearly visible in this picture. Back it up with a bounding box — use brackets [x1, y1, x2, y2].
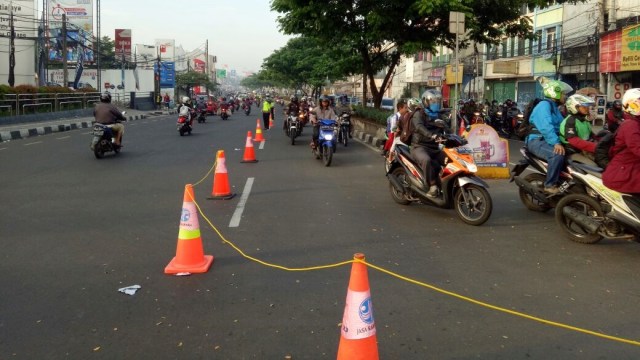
[93, 128, 104, 136]
[320, 126, 333, 131]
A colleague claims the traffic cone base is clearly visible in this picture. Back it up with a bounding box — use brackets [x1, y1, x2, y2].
[208, 150, 236, 200]
[241, 131, 258, 163]
[337, 253, 379, 359]
[165, 185, 214, 274]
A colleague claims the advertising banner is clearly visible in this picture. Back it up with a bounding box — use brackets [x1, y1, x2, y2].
[115, 29, 132, 61]
[621, 24, 640, 71]
[154, 61, 175, 88]
[47, 0, 94, 63]
[155, 39, 175, 61]
[216, 69, 226, 79]
[193, 58, 205, 73]
[464, 124, 510, 179]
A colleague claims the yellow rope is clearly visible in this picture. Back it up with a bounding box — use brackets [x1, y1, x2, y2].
[192, 160, 216, 187]
[184, 180, 640, 347]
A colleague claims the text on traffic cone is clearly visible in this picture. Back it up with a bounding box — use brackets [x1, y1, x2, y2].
[337, 253, 379, 360]
[164, 184, 214, 274]
[241, 131, 258, 163]
[208, 150, 235, 200]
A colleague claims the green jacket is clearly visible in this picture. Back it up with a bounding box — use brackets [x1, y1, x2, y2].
[559, 114, 592, 144]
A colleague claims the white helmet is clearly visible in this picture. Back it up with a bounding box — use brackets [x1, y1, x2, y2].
[622, 88, 640, 116]
[565, 94, 595, 115]
[182, 96, 191, 105]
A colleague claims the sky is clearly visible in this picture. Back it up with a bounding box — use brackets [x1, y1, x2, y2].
[41, 0, 293, 75]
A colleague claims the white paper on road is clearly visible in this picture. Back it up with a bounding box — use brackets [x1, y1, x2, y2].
[118, 285, 141, 295]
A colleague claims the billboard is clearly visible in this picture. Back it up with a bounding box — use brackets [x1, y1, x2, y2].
[155, 39, 175, 61]
[154, 61, 175, 88]
[0, 0, 37, 85]
[115, 29, 131, 61]
[621, 24, 640, 71]
[193, 58, 205, 73]
[47, 0, 94, 63]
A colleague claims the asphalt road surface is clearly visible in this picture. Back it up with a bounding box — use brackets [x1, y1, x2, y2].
[2, 108, 640, 359]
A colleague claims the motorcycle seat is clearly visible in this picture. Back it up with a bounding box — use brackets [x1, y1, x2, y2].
[568, 160, 603, 178]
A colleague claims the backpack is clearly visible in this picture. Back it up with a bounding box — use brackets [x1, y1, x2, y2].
[594, 131, 616, 169]
[516, 98, 544, 139]
[398, 109, 419, 143]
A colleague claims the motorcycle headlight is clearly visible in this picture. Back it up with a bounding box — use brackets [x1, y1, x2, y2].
[324, 134, 333, 141]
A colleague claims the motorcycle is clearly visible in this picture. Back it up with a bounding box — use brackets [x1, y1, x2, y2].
[285, 111, 302, 145]
[555, 160, 640, 244]
[337, 112, 351, 146]
[243, 103, 251, 116]
[90, 112, 126, 159]
[220, 105, 230, 120]
[510, 146, 595, 212]
[385, 121, 493, 226]
[177, 108, 193, 136]
[312, 119, 338, 166]
[196, 109, 206, 123]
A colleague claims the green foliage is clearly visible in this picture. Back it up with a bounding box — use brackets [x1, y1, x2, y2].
[97, 36, 118, 69]
[176, 71, 215, 90]
[13, 85, 38, 94]
[353, 105, 393, 126]
[240, 74, 272, 89]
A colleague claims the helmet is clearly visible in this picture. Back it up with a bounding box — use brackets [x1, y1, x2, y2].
[340, 95, 349, 104]
[319, 96, 329, 103]
[565, 94, 595, 115]
[542, 79, 573, 100]
[421, 89, 441, 108]
[292, 95, 298, 102]
[622, 88, 640, 116]
[182, 96, 192, 105]
[100, 92, 111, 103]
[613, 99, 622, 109]
[407, 98, 421, 111]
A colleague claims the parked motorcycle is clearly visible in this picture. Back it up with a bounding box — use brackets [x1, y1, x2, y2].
[555, 160, 640, 244]
[177, 108, 193, 136]
[385, 121, 493, 226]
[337, 112, 351, 146]
[312, 119, 338, 166]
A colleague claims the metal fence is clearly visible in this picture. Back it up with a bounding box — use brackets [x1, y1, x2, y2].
[0, 92, 102, 117]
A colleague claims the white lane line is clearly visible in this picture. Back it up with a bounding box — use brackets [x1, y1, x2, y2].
[258, 141, 265, 150]
[229, 177, 255, 228]
[0, 147, 7, 151]
[24, 141, 42, 146]
[56, 136, 70, 140]
[82, 131, 92, 135]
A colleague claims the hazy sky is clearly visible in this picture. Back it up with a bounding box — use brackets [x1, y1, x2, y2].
[42, 0, 293, 75]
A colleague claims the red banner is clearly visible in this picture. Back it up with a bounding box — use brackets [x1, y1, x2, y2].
[115, 29, 132, 60]
[193, 59, 206, 73]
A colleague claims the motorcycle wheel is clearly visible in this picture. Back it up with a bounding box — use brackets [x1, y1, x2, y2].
[179, 128, 185, 136]
[555, 194, 603, 244]
[454, 184, 493, 226]
[389, 167, 410, 205]
[519, 173, 552, 212]
[94, 146, 104, 159]
[290, 128, 296, 145]
[322, 144, 332, 166]
[342, 128, 348, 147]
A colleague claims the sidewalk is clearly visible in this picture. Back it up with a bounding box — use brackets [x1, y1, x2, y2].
[0, 109, 177, 142]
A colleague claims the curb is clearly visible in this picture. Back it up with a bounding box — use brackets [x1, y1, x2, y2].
[0, 111, 173, 143]
[354, 130, 384, 149]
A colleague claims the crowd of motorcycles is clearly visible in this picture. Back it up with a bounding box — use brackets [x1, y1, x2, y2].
[90, 96, 639, 244]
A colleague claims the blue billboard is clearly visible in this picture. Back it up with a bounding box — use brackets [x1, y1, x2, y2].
[154, 61, 175, 88]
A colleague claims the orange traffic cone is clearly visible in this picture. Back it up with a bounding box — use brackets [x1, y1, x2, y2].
[164, 184, 214, 274]
[337, 253, 379, 360]
[241, 131, 258, 163]
[254, 118, 265, 142]
[208, 150, 236, 200]
[269, 113, 274, 129]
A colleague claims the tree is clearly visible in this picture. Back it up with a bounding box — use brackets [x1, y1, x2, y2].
[272, 0, 570, 108]
[96, 36, 117, 69]
[240, 73, 273, 90]
[176, 71, 215, 94]
[259, 36, 360, 96]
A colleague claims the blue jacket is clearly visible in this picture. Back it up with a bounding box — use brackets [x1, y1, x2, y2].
[527, 99, 563, 146]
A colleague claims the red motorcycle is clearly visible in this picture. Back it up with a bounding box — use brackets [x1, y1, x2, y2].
[219, 103, 230, 120]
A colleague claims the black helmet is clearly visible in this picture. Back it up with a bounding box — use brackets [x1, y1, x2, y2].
[613, 99, 622, 109]
[100, 92, 111, 103]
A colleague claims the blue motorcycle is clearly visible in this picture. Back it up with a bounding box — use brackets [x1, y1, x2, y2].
[313, 119, 338, 166]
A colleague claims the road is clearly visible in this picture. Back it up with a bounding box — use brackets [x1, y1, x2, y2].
[1, 108, 640, 359]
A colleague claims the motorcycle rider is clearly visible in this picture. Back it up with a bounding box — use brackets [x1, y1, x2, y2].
[94, 91, 126, 147]
[525, 78, 574, 194]
[408, 97, 446, 197]
[310, 96, 337, 149]
[335, 95, 353, 138]
[603, 88, 640, 195]
[284, 95, 300, 130]
[422, 90, 442, 121]
[178, 96, 195, 125]
[606, 100, 624, 132]
[559, 94, 598, 160]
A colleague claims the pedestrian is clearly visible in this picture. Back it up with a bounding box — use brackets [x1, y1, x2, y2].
[163, 93, 170, 109]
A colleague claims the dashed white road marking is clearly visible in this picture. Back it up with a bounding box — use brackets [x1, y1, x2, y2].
[258, 141, 265, 150]
[229, 177, 255, 228]
[56, 136, 71, 140]
[24, 141, 42, 146]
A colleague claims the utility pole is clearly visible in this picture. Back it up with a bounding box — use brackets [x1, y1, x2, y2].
[8, 4, 15, 87]
[62, 14, 68, 88]
[96, 0, 101, 90]
[598, 0, 607, 94]
[450, 11, 465, 134]
[205, 39, 209, 97]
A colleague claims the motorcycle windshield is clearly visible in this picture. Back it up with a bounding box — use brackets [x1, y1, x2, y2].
[319, 119, 337, 126]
